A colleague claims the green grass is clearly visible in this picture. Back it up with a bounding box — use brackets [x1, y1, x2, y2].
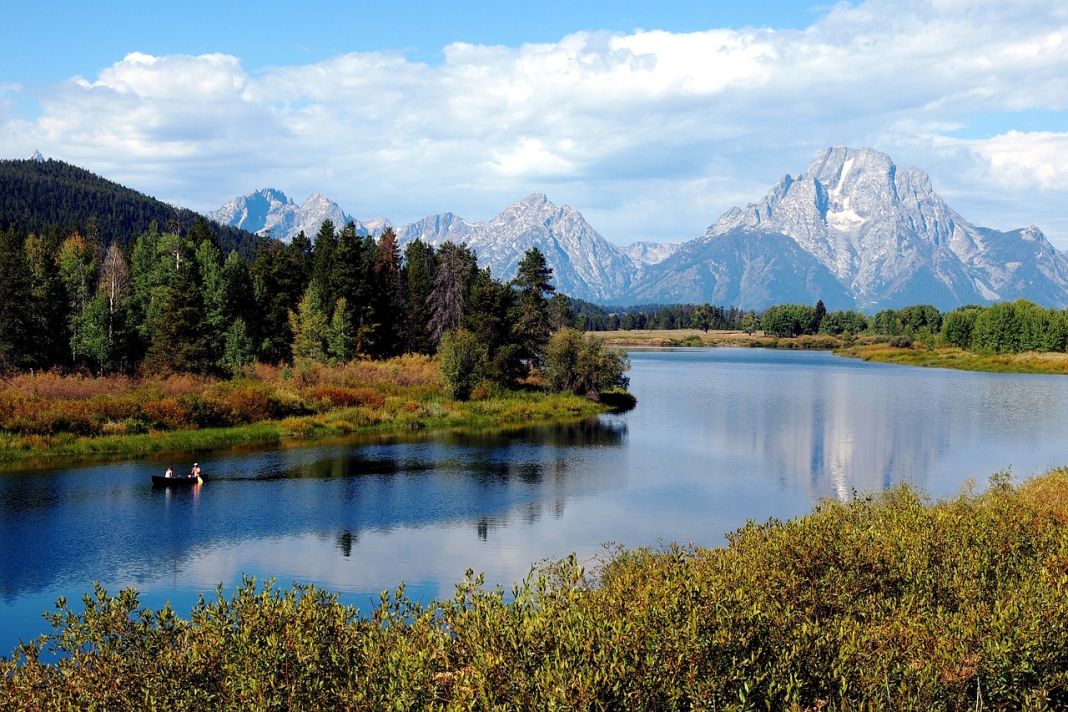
[590, 328, 843, 349]
[4, 468, 1067, 708]
[0, 390, 607, 470]
[837, 343, 1068, 375]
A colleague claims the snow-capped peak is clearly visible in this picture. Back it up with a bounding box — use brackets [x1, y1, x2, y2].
[28, 150, 45, 163]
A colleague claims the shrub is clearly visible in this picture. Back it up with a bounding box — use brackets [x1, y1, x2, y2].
[437, 328, 486, 400]
[545, 328, 630, 397]
[3, 471, 1067, 708]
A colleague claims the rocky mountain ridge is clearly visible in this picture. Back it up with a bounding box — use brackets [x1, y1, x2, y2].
[209, 148, 1068, 309]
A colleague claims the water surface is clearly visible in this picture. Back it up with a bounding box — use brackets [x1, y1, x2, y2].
[4, 348, 1068, 652]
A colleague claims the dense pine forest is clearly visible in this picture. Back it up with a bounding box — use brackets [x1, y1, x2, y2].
[0, 212, 633, 402]
[0, 159, 266, 256]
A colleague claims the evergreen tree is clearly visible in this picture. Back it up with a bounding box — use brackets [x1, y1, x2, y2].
[327, 297, 355, 363]
[69, 291, 111, 373]
[58, 233, 100, 365]
[24, 232, 70, 366]
[195, 239, 226, 366]
[428, 242, 476, 347]
[289, 283, 331, 363]
[547, 293, 574, 331]
[146, 239, 211, 372]
[221, 318, 255, 375]
[0, 228, 38, 372]
[464, 267, 520, 384]
[509, 247, 555, 367]
[369, 227, 404, 357]
[403, 240, 436, 354]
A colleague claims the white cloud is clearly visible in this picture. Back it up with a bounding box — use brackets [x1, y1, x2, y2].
[4, 0, 1068, 247]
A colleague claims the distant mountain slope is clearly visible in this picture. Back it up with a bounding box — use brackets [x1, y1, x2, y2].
[631, 230, 854, 310]
[208, 147, 1068, 309]
[693, 147, 1068, 310]
[397, 194, 637, 302]
[622, 241, 681, 266]
[210, 188, 364, 241]
[0, 159, 266, 256]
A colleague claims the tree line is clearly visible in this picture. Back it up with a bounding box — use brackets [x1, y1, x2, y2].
[751, 300, 1068, 354]
[0, 219, 629, 399]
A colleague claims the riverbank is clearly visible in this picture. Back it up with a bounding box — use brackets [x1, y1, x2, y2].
[4, 468, 1065, 708]
[0, 357, 612, 470]
[837, 343, 1068, 375]
[591, 329, 1068, 376]
[589, 328, 841, 349]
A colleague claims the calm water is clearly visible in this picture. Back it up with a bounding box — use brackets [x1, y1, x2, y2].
[4, 348, 1068, 652]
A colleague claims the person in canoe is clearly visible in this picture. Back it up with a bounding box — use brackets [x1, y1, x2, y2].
[189, 463, 202, 480]
[164, 466, 174, 478]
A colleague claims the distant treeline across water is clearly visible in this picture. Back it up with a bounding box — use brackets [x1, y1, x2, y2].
[573, 298, 1068, 355]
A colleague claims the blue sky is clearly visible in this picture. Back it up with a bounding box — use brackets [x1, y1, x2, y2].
[2, 1, 823, 84]
[2, 1, 1067, 248]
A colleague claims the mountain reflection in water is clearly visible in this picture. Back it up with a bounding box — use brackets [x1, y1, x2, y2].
[4, 348, 1068, 653]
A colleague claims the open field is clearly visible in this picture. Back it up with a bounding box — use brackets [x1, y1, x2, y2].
[588, 329, 843, 349]
[838, 343, 1068, 375]
[0, 357, 608, 469]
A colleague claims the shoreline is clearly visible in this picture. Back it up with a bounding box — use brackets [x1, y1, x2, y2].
[5, 467, 1065, 706]
[834, 343, 1068, 376]
[0, 391, 610, 472]
[589, 329, 1068, 376]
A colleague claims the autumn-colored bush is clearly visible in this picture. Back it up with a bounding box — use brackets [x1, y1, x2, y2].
[3, 470, 1066, 709]
[139, 397, 196, 430]
[310, 385, 386, 410]
[0, 357, 450, 440]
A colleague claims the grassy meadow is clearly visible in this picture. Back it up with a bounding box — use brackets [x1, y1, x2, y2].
[0, 356, 607, 469]
[836, 343, 1068, 375]
[589, 328, 843, 349]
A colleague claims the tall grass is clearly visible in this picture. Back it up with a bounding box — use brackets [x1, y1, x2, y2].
[3, 469, 1066, 708]
[838, 343, 1068, 375]
[0, 356, 604, 468]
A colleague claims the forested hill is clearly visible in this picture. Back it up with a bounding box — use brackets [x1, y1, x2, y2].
[0, 159, 267, 257]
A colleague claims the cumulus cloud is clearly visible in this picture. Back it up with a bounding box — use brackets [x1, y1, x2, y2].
[4, 0, 1068, 246]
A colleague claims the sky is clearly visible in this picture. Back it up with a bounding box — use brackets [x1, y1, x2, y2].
[2, 0, 1067, 248]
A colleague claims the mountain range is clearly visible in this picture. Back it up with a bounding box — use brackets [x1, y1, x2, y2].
[113, 147, 1068, 309]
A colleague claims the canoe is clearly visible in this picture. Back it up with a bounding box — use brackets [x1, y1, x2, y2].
[151, 475, 203, 486]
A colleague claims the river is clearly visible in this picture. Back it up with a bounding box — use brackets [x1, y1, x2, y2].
[4, 348, 1068, 653]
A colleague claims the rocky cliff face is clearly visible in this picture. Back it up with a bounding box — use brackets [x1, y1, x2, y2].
[695, 147, 1068, 309]
[209, 189, 361, 241]
[209, 148, 1068, 310]
[398, 194, 637, 302]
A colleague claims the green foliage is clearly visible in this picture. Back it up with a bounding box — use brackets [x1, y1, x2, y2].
[403, 239, 436, 354]
[740, 311, 759, 335]
[437, 328, 486, 400]
[940, 306, 981, 348]
[760, 303, 818, 337]
[545, 328, 630, 397]
[5, 471, 1067, 708]
[0, 229, 39, 372]
[221, 319, 255, 376]
[690, 303, 715, 332]
[288, 284, 332, 364]
[964, 300, 1068, 354]
[818, 309, 869, 336]
[0, 158, 265, 255]
[510, 247, 555, 366]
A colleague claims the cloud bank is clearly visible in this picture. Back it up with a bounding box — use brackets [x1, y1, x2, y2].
[4, 0, 1068, 246]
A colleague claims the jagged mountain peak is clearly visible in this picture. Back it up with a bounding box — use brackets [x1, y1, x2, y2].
[209, 188, 357, 242]
[28, 150, 45, 163]
[694, 146, 1068, 309]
